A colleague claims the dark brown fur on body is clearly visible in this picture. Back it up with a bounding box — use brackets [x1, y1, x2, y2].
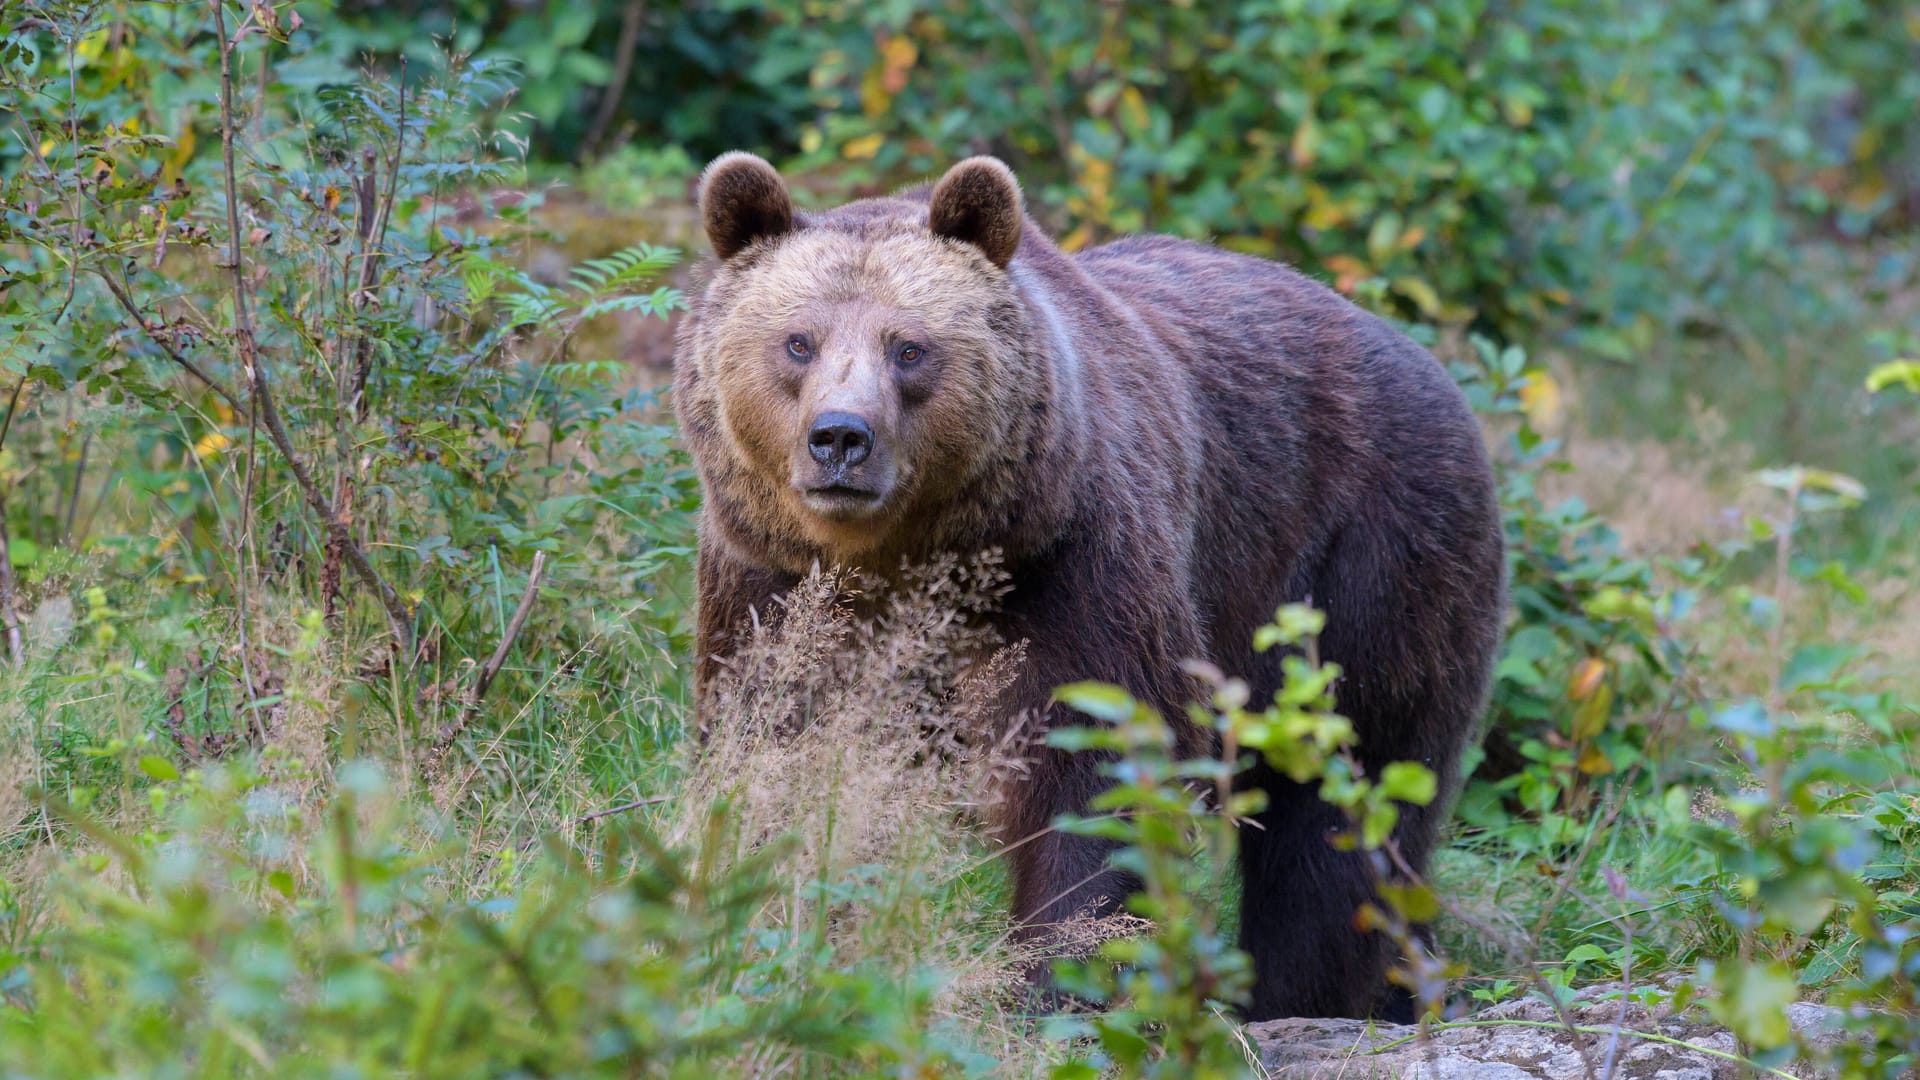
[675, 154, 1505, 1021]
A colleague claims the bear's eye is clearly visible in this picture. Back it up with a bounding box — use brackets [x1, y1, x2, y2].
[896, 343, 925, 367]
[785, 335, 812, 362]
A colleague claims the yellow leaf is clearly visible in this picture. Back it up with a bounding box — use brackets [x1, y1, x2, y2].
[1865, 359, 1920, 396]
[1120, 85, 1150, 132]
[165, 123, 197, 188]
[1571, 683, 1614, 741]
[842, 133, 885, 160]
[1391, 276, 1442, 317]
[859, 67, 891, 117]
[1566, 656, 1606, 702]
[1519, 369, 1563, 428]
[1576, 743, 1614, 776]
[879, 34, 917, 93]
[75, 28, 109, 62]
[1290, 115, 1320, 168]
[1302, 184, 1345, 230]
[192, 431, 233, 462]
[799, 126, 823, 155]
[1398, 225, 1427, 250]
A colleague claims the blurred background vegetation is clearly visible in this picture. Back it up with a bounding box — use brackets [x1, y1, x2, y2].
[2, 0, 1919, 1075]
[46, 0, 1915, 538]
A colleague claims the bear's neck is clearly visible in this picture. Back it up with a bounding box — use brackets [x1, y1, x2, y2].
[978, 237, 1100, 559]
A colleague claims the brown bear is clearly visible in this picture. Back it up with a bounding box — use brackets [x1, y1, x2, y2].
[674, 152, 1506, 1021]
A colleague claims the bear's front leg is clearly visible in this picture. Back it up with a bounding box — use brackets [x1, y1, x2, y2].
[999, 721, 1143, 943]
[991, 556, 1209, 964]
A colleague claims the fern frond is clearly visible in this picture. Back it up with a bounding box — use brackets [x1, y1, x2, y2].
[568, 243, 679, 298]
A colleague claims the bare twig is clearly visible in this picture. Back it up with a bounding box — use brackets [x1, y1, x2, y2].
[0, 379, 21, 464]
[98, 270, 250, 419]
[0, 379, 26, 668]
[209, 0, 268, 736]
[429, 552, 547, 767]
[470, 550, 547, 709]
[996, 0, 1075, 180]
[515, 795, 675, 852]
[347, 57, 407, 421]
[60, 429, 89, 545]
[575, 795, 670, 824]
[0, 494, 21, 670]
[1380, 838, 1601, 1080]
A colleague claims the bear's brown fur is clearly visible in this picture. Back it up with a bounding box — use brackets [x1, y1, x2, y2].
[674, 153, 1506, 1021]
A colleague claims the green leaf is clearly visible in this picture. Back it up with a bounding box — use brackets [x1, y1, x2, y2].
[1379, 762, 1437, 806]
[1564, 943, 1611, 967]
[1779, 643, 1862, 694]
[1708, 961, 1798, 1048]
[137, 755, 180, 782]
[1710, 700, 1773, 737]
[1053, 682, 1138, 723]
[1757, 868, 1838, 937]
[1864, 359, 1920, 395]
[1361, 802, 1399, 848]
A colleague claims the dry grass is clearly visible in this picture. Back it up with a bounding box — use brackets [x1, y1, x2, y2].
[685, 555, 1024, 858]
[661, 553, 1096, 1070]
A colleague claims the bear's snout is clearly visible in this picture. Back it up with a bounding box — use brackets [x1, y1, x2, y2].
[795, 409, 894, 521]
[807, 411, 874, 468]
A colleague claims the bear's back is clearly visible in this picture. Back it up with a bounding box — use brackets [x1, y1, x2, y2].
[1062, 232, 1497, 668]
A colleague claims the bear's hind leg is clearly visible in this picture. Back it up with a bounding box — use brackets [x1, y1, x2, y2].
[1237, 769, 1405, 1020]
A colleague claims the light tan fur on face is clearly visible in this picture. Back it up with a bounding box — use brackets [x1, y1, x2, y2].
[679, 205, 1046, 574]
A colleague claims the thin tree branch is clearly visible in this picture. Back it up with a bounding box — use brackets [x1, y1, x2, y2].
[514, 794, 674, 852]
[347, 57, 406, 421]
[98, 270, 250, 420]
[429, 552, 547, 769]
[574, 795, 670, 824]
[469, 550, 547, 709]
[0, 379, 25, 668]
[582, 0, 645, 159]
[209, 0, 415, 660]
[60, 429, 89, 546]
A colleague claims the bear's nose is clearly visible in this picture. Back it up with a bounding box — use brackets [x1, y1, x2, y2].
[808, 412, 874, 467]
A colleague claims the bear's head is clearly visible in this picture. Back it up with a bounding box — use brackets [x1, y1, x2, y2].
[678, 153, 1061, 574]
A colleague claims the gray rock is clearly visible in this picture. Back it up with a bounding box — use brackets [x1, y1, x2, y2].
[1247, 985, 1853, 1079]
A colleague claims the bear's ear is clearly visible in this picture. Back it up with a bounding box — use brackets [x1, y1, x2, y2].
[698, 151, 795, 260]
[927, 157, 1023, 268]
